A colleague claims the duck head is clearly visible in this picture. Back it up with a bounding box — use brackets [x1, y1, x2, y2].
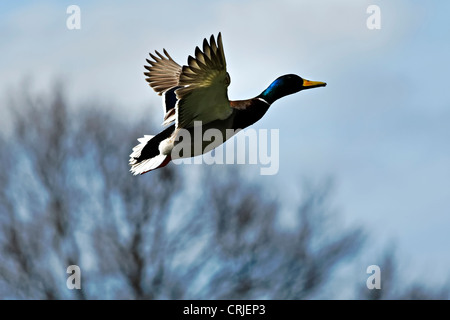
[259, 74, 326, 105]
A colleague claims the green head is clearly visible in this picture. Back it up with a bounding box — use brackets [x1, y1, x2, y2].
[259, 74, 326, 105]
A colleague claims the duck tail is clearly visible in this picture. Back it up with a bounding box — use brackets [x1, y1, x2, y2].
[129, 134, 172, 175]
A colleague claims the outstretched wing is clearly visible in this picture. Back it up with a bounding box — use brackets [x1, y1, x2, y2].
[144, 49, 182, 96]
[175, 33, 232, 129]
[144, 49, 182, 125]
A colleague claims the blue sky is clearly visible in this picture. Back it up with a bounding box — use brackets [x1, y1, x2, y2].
[1, 0, 450, 289]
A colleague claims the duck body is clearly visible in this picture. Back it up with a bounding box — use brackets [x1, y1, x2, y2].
[129, 33, 326, 175]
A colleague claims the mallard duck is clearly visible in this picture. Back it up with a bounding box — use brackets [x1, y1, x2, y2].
[130, 33, 326, 175]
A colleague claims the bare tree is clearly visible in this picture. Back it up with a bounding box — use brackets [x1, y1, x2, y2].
[0, 85, 180, 299]
[0, 84, 446, 299]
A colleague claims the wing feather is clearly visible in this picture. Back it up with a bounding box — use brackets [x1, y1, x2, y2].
[144, 49, 182, 96]
[175, 33, 232, 128]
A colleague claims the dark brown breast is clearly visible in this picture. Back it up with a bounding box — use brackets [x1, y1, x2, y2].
[230, 98, 271, 130]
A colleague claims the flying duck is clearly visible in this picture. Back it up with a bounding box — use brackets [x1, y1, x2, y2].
[129, 33, 326, 175]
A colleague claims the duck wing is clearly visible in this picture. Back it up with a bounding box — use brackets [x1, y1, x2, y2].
[144, 49, 182, 125]
[175, 33, 232, 129]
[144, 49, 182, 95]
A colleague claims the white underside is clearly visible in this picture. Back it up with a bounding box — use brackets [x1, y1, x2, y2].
[129, 135, 169, 175]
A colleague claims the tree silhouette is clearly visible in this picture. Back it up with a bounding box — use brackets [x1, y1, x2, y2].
[0, 84, 447, 299]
